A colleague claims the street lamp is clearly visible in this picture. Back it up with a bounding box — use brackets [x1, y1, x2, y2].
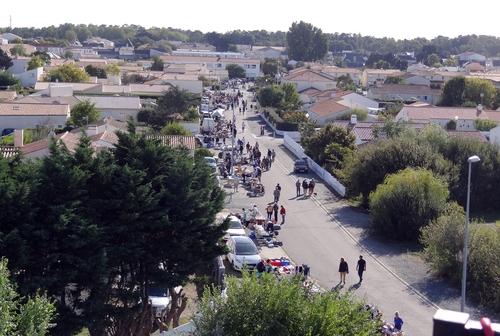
[460, 154, 480, 312]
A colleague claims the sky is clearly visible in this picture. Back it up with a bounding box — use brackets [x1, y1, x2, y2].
[2, 0, 499, 39]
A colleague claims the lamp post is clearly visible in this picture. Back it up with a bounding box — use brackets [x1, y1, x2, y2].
[461, 155, 480, 312]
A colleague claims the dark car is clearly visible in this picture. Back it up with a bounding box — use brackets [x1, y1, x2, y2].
[1, 128, 15, 137]
[294, 158, 309, 173]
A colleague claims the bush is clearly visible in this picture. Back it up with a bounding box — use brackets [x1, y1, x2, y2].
[337, 108, 368, 121]
[161, 122, 191, 136]
[194, 148, 213, 161]
[421, 203, 500, 311]
[195, 272, 379, 336]
[474, 119, 497, 131]
[369, 168, 449, 241]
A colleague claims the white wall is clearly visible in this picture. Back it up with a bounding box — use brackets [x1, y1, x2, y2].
[489, 126, 500, 146]
[0, 115, 69, 132]
[12, 68, 43, 87]
[8, 58, 30, 74]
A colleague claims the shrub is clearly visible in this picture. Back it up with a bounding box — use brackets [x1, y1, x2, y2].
[421, 203, 500, 311]
[161, 122, 191, 136]
[194, 148, 213, 161]
[195, 272, 379, 336]
[369, 168, 449, 241]
[474, 119, 497, 131]
[337, 108, 368, 121]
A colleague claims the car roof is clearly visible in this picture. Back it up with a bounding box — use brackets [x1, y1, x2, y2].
[232, 235, 253, 243]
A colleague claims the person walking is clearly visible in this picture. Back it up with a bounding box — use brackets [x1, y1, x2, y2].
[394, 312, 404, 331]
[295, 179, 301, 197]
[356, 255, 366, 283]
[242, 121, 245, 132]
[276, 183, 281, 192]
[280, 205, 286, 224]
[241, 208, 248, 227]
[302, 179, 309, 196]
[273, 187, 281, 203]
[309, 178, 316, 196]
[266, 204, 273, 221]
[338, 258, 349, 285]
[273, 202, 279, 222]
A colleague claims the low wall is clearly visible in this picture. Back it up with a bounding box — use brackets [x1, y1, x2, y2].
[283, 133, 346, 197]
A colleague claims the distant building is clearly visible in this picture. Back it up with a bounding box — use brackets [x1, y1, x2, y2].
[368, 84, 442, 105]
[0, 102, 70, 133]
[456, 52, 486, 66]
[0, 33, 22, 42]
[361, 69, 405, 87]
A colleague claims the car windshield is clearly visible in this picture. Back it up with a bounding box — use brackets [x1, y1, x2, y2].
[229, 220, 242, 229]
[235, 241, 257, 255]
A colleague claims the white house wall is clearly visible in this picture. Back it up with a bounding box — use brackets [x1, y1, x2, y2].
[0, 115, 69, 132]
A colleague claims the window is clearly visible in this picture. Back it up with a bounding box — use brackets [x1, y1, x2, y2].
[251, 64, 256, 69]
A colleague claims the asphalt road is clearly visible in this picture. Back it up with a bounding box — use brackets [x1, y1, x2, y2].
[224, 86, 437, 336]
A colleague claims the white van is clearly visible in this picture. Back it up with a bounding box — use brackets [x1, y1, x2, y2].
[201, 118, 216, 134]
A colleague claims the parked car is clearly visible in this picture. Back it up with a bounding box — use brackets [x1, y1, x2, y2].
[226, 236, 261, 271]
[293, 158, 309, 173]
[225, 215, 246, 237]
[203, 156, 217, 172]
[1, 128, 14, 137]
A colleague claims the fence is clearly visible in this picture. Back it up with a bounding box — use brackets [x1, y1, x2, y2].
[259, 112, 301, 141]
[283, 134, 346, 197]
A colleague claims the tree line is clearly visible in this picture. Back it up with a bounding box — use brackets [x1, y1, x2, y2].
[2, 23, 499, 57]
[0, 126, 226, 335]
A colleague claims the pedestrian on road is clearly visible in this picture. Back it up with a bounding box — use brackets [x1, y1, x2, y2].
[273, 202, 279, 222]
[273, 187, 280, 203]
[242, 121, 245, 132]
[302, 179, 309, 196]
[295, 179, 301, 197]
[309, 178, 316, 196]
[338, 258, 349, 285]
[260, 125, 265, 136]
[276, 183, 281, 192]
[280, 205, 286, 224]
[271, 149, 276, 162]
[394, 312, 404, 331]
[241, 208, 248, 227]
[266, 204, 273, 221]
[246, 142, 250, 153]
[356, 255, 366, 283]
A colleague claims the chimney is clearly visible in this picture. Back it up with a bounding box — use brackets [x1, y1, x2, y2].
[13, 129, 23, 147]
[476, 104, 483, 116]
[350, 114, 358, 125]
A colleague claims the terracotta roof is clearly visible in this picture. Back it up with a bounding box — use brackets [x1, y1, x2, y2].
[298, 87, 321, 95]
[313, 89, 351, 100]
[90, 130, 119, 145]
[15, 95, 81, 108]
[20, 132, 80, 155]
[284, 69, 335, 82]
[364, 69, 404, 75]
[35, 82, 100, 92]
[161, 55, 259, 64]
[370, 84, 441, 96]
[401, 106, 500, 122]
[147, 135, 196, 150]
[320, 66, 361, 75]
[309, 98, 350, 117]
[0, 102, 69, 116]
[447, 131, 487, 142]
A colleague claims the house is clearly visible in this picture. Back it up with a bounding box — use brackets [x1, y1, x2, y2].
[361, 69, 405, 87]
[75, 95, 142, 121]
[143, 73, 203, 94]
[0, 33, 22, 42]
[395, 106, 500, 131]
[248, 46, 286, 60]
[282, 69, 337, 92]
[160, 55, 260, 78]
[464, 62, 486, 73]
[0, 102, 70, 133]
[307, 98, 350, 125]
[457, 52, 486, 66]
[367, 84, 442, 104]
[83, 37, 115, 49]
[403, 74, 431, 86]
[34, 82, 172, 97]
[315, 66, 362, 85]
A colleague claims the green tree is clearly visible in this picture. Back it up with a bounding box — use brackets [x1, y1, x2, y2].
[196, 272, 378, 336]
[0, 259, 56, 336]
[261, 58, 279, 77]
[161, 122, 191, 135]
[369, 168, 449, 241]
[341, 137, 454, 206]
[194, 148, 213, 161]
[286, 21, 327, 61]
[463, 77, 497, 108]
[0, 71, 20, 86]
[146, 86, 200, 128]
[70, 100, 100, 127]
[280, 82, 301, 111]
[384, 76, 404, 84]
[336, 74, 356, 91]
[27, 55, 45, 70]
[303, 124, 356, 169]
[32, 51, 51, 64]
[151, 56, 164, 71]
[0, 49, 13, 70]
[421, 203, 500, 311]
[46, 63, 90, 82]
[425, 53, 441, 67]
[257, 85, 284, 108]
[10, 44, 27, 57]
[64, 30, 77, 43]
[105, 63, 120, 76]
[440, 77, 466, 106]
[226, 63, 246, 79]
[84, 64, 107, 78]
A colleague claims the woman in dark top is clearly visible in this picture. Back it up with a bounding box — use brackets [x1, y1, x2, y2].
[338, 257, 349, 284]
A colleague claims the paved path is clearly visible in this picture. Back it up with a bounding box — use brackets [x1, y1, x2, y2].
[223, 86, 439, 335]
